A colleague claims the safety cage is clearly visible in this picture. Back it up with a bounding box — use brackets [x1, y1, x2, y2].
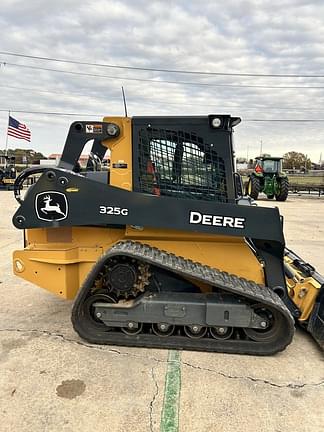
[132, 116, 238, 203]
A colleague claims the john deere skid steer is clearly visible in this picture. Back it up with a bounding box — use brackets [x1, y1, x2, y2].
[12, 115, 324, 355]
[0, 156, 16, 190]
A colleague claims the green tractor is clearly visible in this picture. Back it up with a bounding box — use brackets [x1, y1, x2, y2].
[245, 156, 289, 201]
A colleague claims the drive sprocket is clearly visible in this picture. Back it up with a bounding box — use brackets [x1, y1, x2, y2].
[102, 257, 151, 299]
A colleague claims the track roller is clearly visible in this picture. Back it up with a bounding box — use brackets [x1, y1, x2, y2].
[152, 323, 175, 337]
[210, 326, 234, 340]
[121, 322, 143, 335]
[184, 325, 207, 339]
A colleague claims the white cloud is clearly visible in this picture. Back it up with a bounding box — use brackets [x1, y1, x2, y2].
[0, 0, 323, 162]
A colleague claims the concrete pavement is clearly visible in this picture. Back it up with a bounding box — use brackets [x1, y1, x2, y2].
[0, 191, 323, 432]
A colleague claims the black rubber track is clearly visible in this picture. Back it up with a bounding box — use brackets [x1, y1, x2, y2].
[72, 241, 295, 355]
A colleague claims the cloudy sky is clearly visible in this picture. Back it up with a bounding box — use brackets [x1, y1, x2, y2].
[1, 0, 324, 162]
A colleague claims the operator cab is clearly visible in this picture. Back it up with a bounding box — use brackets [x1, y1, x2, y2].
[255, 157, 283, 174]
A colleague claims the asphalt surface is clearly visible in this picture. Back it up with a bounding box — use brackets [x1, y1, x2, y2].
[0, 191, 323, 432]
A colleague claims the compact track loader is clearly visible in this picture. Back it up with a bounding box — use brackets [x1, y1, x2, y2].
[12, 115, 324, 355]
[0, 156, 16, 190]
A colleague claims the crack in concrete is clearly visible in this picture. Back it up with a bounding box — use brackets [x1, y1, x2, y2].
[149, 366, 159, 432]
[181, 360, 324, 389]
[1, 327, 324, 390]
[0, 327, 164, 364]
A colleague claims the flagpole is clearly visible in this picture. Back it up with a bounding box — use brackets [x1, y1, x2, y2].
[5, 110, 10, 156]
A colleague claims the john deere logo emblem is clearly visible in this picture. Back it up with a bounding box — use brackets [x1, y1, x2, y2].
[35, 191, 68, 221]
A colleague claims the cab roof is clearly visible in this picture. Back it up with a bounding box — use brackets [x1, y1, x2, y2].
[256, 156, 283, 161]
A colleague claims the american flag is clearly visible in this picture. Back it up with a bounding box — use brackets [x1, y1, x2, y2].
[7, 116, 31, 142]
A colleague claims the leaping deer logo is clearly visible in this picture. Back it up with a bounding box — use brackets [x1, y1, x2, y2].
[41, 195, 66, 216]
[35, 191, 68, 221]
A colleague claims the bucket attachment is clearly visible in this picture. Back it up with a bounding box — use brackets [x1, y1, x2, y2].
[307, 287, 324, 350]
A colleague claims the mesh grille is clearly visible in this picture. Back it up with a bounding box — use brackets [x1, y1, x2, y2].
[137, 128, 228, 202]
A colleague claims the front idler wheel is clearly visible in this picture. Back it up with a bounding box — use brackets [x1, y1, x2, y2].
[243, 305, 283, 342]
[83, 292, 116, 330]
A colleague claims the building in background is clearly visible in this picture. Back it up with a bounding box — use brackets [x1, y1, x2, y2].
[48, 153, 110, 167]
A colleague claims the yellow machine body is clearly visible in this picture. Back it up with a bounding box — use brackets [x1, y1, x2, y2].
[13, 226, 264, 300]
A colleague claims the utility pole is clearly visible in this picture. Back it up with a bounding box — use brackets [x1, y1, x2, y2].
[259, 139, 263, 156]
[4, 110, 10, 157]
